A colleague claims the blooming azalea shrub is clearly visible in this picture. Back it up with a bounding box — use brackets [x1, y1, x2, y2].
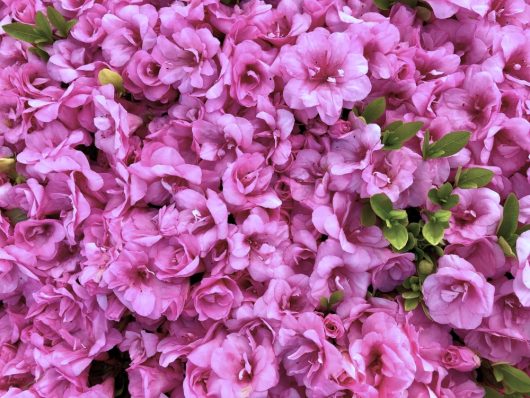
[1, 0, 530, 396]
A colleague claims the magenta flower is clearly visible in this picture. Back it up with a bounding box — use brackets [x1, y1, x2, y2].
[279, 28, 371, 124]
[423, 255, 495, 329]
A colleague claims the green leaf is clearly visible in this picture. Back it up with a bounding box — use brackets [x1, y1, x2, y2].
[319, 297, 329, 309]
[65, 19, 77, 34]
[388, 209, 408, 221]
[35, 11, 53, 42]
[362, 97, 385, 124]
[422, 130, 430, 159]
[497, 193, 519, 239]
[493, 364, 530, 393]
[373, 0, 392, 10]
[425, 131, 471, 159]
[399, 0, 418, 6]
[416, 6, 432, 21]
[361, 203, 377, 227]
[404, 297, 419, 311]
[385, 120, 403, 131]
[443, 195, 459, 210]
[498, 236, 516, 257]
[383, 121, 423, 150]
[28, 46, 50, 61]
[433, 209, 451, 223]
[46, 6, 67, 36]
[484, 386, 503, 398]
[329, 290, 344, 306]
[422, 221, 445, 246]
[370, 193, 393, 220]
[4, 208, 27, 225]
[456, 168, 494, 189]
[383, 222, 409, 250]
[402, 291, 420, 299]
[2, 23, 42, 43]
[407, 222, 421, 237]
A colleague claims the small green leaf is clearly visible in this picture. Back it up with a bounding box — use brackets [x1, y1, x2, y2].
[4, 208, 27, 225]
[362, 97, 385, 124]
[425, 131, 471, 159]
[402, 291, 420, 299]
[385, 121, 403, 131]
[497, 193, 519, 239]
[484, 386, 503, 398]
[438, 182, 453, 198]
[498, 236, 516, 257]
[329, 290, 344, 306]
[422, 221, 445, 246]
[361, 203, 377, 227]
[388, 209, 408, 221]
[399, 0, 418, 5]
[370, 193, 393, 220]
[46, 6, 67, 36]
[65, 19, 77, 34]
[383, 222, 409, 250]
[443, 194, 459, 210]
[373, 0, 392, 10]
[404, 297, 419, 311]
[416, 6, 432, 21]
[407, 222, 421, 237]
[35, 11, 53, 42]
[319, 297, 329, 309]
[418, 259, 434, 275]
[493, 364, 530, 393]
[2, 23, 42, 43]
[433, 209, 451, 223]
[456, 168, 494, 189]
[422, 130, 430, 159]
[28, 46, 50, 60]
[401, 233, 416, 252]
[383, 121, 423, 150]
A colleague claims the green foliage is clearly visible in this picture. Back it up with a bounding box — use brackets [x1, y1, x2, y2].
[362, 97, 386, 124]
[456, 168, 494, 189]
[423, 131, 471, 159]
[428, 182, 459, 209]
[492, 363, 530, 394]
[497, 194, 520, 257]
[382, 121, 423, 150]
[2, 7, 77, 60]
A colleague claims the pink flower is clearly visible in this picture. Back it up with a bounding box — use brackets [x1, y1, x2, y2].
[481, 117, 530, 176]
[435, 70, 501, 131]
[228, 208, 289, 275]
[222, 153, 282, 209]
[152, 27, 220, 93]
[514, 231, 530, 306]
[229, 40, 275, 107]
[425, 0, 490, 18]
[192, 113, 254, 162]
[441, 346, 480, 372]
[14, 219, 65, 261]
[192, 276, 243, 321]
[348, 312, 416, 396]
[279, 28, 371, 124]
[277, 313, 343, 395]
[101, 5, 158, 68]
[444, 188, 502, 244]
[422, 255, 495, 329]
[312, 192, 388, 270]
[103, 249, 189, 319]
[210, 333, 279, 396]
[173, 188, 228, 255]
[361, 147, 422, 202]
[123, 50, 174, 102]
[372, 252, 416, 293]
[445, 237, 507, 278]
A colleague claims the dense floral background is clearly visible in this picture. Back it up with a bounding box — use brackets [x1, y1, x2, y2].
[0, 0, 530, 396]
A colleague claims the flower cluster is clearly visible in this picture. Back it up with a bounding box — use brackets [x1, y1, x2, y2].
[0, 0, 530, 397]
